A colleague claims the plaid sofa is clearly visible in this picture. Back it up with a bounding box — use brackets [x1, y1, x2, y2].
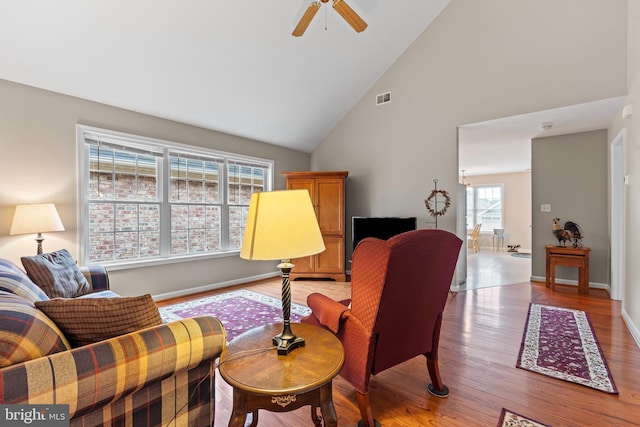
[0, 259, 226, 426]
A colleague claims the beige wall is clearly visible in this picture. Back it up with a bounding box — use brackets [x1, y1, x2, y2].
[629, 0, 640, 90]
[310, 0, 639, 341]
[0, 79, 310, 298]
[2, 0, 639, 347]
[311, 0, 627, 247]
[531, 130, 609, 286]
[464, 171, 531, 251]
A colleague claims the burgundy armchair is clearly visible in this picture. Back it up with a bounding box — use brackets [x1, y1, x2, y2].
[301, 229, 462, 427]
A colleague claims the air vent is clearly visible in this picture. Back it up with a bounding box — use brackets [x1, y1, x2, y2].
[376, 92, 391, 106]
[540, 121, 553, 131]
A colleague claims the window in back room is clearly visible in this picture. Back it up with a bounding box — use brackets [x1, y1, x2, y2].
[466, 184, 503, 232]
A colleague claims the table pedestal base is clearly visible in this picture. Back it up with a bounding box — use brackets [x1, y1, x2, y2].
[228, 382, 337, 427]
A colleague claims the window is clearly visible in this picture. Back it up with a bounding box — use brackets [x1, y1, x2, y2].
[466, 184, 503, 232]
[169, 153, 223, 255]
[227, 162, 265, 249]
[77, 125, 273, 266]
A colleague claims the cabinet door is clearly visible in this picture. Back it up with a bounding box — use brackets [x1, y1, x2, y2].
[315, 236, 344, 273]
[286, 179, 315, 205]
[291, 254, 315, 274]
[316, 178, 344, 236]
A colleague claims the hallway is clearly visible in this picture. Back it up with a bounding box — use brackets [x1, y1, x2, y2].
[461, 250, 532, 290]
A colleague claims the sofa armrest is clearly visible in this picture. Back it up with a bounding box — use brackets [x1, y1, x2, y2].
[79, 265, 110, 292]
[0, 316, 226, 419]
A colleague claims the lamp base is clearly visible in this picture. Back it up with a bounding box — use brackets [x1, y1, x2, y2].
[273, 262, 305, 355]
[273, 326, 305, 355]
[35, 233, 44, 255]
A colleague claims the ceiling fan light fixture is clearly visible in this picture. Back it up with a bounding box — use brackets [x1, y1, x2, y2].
[292, 2, 321, 37]
[333, 0, 368, 33]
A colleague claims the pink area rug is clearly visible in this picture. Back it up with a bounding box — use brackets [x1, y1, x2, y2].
[159, 289, 311, 342]
[497, 408, 551, 427]
[517, 303, 617, 394]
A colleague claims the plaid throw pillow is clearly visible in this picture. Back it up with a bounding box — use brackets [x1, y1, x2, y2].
[0, 259, 49, 302]
[0, 291, 70, 367]
[21, 249, 91, 298]
[35, 294, 162, 347]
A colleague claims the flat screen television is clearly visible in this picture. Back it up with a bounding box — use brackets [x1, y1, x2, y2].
[352, 216, 417, 250]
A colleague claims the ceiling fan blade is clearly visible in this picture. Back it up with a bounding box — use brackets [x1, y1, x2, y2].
[292, 2, 321, 37]
[333, 0, 368, 33]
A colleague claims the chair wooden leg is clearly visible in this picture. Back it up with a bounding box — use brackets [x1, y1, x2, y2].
[356, 391, 379, 427]
[426, 357, 450, 397]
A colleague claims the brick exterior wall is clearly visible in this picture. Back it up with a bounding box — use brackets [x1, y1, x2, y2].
[87, 150, 266, 262]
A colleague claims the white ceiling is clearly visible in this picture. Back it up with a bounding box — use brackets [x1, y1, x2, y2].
[459, 96, 627, 177]
[1, 1, 626, 176]
[0, 0, 449, 153]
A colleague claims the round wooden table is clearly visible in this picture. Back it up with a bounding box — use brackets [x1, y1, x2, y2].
[218, 323, 345, 427]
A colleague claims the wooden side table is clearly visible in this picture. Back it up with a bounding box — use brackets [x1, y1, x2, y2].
[218, 323, 345, 427]
[545, 245, 591, 294]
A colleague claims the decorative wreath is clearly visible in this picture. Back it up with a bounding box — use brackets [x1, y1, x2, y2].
[425, 189, 451, 217]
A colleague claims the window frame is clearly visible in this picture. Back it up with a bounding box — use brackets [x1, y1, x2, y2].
[76, 125, 273, 269]
[466, 183, 504, 232]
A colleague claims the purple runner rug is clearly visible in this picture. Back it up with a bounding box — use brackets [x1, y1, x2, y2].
[159, 289, 311, 342]
[516, 303, 617, 394]
[497, 408, 551, 427]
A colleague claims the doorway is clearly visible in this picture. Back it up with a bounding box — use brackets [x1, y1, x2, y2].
[457, 139, 532, 289]
[465, 250, 531, 290]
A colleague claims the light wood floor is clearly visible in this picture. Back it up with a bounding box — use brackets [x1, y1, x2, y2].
[462, 249, 532, 290]
[160, 278, 640, 426]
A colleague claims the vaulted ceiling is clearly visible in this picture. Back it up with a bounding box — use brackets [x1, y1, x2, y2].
[0, 0, 449, 152]
[1, 1, 625, 176]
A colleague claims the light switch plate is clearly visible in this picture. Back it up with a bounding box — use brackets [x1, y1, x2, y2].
[541, 204, 551, 212]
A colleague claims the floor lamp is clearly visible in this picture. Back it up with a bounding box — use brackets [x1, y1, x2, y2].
[240, 190, 325, 355]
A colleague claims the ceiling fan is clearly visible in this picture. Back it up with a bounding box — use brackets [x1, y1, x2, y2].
[292, 0, 368, 37]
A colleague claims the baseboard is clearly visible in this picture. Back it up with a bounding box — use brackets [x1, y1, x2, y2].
[530, 275, 610, 291]
[151, 271, 281, 301]
[622, 308, 640, 349]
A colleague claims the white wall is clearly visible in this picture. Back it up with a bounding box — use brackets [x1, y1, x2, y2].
[0, 80, 311, 299]
[607, 0, 640, 346]
[465, 172, 531, 251]
[622, 56, 640, 345]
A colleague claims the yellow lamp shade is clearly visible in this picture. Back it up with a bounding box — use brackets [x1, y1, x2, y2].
[241, 190, 325, 261]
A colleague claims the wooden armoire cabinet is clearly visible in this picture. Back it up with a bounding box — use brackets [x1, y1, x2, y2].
[283, 171, 348, 281]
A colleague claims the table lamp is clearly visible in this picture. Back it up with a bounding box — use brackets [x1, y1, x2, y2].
[10, 203, 65, 255]
[241, 189, 325, 355]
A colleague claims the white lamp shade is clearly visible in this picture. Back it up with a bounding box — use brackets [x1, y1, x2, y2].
[240, 190, 325, 261]
[10, 204, 65, 235]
